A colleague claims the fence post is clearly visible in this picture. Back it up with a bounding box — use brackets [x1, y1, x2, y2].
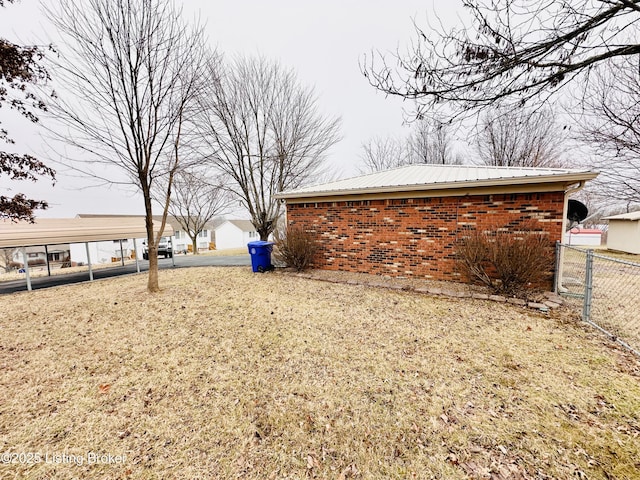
[554, 241, 561, 293]
[583, 249, 594, 321]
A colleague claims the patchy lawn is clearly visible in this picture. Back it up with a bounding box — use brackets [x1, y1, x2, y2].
[1, 267, 639, 479]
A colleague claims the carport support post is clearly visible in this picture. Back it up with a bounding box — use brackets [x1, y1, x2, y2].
[44, 245, 51, 276]
[133, 238, 140, 273]
[22, 247, 32, 291]
[85, 242, 94, 281]
[119, 239, 125, 267]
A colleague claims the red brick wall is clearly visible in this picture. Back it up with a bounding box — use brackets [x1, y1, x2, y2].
[286, 191, 565, 282]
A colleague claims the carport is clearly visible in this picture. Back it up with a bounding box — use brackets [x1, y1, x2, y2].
[0, 218, 172, 291]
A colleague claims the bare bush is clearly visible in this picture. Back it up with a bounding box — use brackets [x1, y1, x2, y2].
[456, 225, 554, 296]
[274, 225, 318, 272]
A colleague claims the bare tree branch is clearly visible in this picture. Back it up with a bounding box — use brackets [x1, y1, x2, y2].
[407, 119, 462, 165]
[357, 118, 461, 173]
[156, 168, 232, 254]
[357, 136, 410, 174]
[197, 55, 341, 240]
[363, 1, 640, 120]
[576, 56, 640, 204]
[475, 108, 567, 167]
[0, 247, 17, 273]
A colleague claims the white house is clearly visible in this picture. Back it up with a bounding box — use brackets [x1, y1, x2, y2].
[70, 238, 136, 265]
[605, 211, 640, 254]
[173, 224, 216, 253]
[214, 220, 259, 250]
[11, 244, 71, 267]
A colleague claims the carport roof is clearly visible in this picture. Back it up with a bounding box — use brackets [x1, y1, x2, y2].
[0, 217, 173, 249]
[275, 164, 598, 200]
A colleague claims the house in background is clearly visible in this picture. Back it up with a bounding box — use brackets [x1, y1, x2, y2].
[214, 220, 259, 250]
[604, 211, 640, 254]
[173, 227, 212, 253]
[11, 244, 71, 267]
[75, 214, 154, 264]
[173, 218, 225, 253]
[70, 239, 132, 265]
[276, 164, 598, 289]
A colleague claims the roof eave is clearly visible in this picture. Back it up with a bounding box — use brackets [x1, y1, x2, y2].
[275, 172, 599, 200]
[603, 216, 640, 221]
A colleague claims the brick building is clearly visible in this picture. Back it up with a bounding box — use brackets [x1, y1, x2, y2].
[275, 165, 597, 284]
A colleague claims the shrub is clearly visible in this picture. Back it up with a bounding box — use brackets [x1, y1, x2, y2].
[274, 225, 318, 272]
[456, 224, 554, 296]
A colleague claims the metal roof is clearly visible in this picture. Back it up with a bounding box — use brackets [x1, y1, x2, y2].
[275, 164, 598, 199]
[0, 218, 173, 249]
[604, 211, 640, 221]
[77, 213, 223, 232]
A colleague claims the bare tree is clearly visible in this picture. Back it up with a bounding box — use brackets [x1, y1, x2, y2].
[476, 108, 566, 168]
[357, 118, 461, 173]
[577, 57, 640, 204]
[1, 0, 55, 221]
[160, 169, 232, 254]
[407, 119, 461, 165]
[45, 0, 206, 292]
[198, 55, 341, 241]
[363, 1, 640, 120]
[0, 248, 17, 273]
[357, 136, 410, 174]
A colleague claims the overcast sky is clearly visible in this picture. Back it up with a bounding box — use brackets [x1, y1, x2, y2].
[0, 0, 464, 218]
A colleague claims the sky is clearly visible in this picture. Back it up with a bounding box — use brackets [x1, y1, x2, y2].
[0, 0, 464, 218]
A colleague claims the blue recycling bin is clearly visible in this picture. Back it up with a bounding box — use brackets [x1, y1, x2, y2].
[247, 240, 274, 273]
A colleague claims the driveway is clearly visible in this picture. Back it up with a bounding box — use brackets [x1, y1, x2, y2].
[0, 253, 251, 294]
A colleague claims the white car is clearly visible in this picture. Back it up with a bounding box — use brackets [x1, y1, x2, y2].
[142, 236, 173, 259]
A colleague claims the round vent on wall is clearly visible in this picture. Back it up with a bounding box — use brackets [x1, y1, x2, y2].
[567, 199, 588, 223]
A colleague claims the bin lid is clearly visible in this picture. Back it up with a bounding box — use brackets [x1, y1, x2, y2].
[247, 240, 274, 247]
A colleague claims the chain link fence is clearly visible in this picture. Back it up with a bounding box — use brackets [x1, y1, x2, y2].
[555, 243, 640, 356]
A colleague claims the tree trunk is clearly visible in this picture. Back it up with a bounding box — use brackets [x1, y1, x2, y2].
[191, 236, 198, 255]
[258, 228, 269, 241]
[143, 184, 160, 293]
[147, 244, 159, 292]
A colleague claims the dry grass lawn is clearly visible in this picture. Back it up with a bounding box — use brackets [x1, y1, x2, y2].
[1, 267, 639, 479]
[201, 247, 249, 257]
